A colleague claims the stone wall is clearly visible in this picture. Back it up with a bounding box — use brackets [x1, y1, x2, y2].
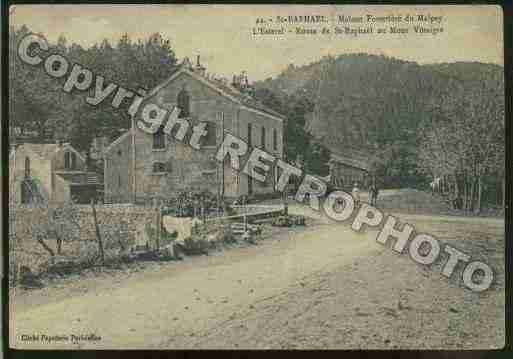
[9, 204, 159, 274]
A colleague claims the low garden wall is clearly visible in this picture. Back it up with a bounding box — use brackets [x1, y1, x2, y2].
[9, 204, 160, 278]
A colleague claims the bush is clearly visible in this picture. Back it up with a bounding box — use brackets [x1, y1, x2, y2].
[161, 228, 178, 246]
[224, 205, 237, 216]
[272, 216, 291, 227]
[9, 200, 83, 284]
[181, 237, 210, 255]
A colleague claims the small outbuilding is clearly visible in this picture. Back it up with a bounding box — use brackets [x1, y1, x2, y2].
[9, 142, 103, 204]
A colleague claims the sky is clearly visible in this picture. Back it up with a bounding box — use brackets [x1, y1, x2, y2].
[10, 4, 503, 82]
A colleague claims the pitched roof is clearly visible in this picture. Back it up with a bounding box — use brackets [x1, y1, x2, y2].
[16, 143, 86, 162]
[205, 75, 285, 120]
[20, 143, 60, 160]
[143, 62, 285, 122]
[329, 149, 372, 172]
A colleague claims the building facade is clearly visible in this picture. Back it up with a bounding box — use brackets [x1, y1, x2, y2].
[9, 143, 102, 204]
[328, 151, 372, 190]
[104, 58, 285, 203]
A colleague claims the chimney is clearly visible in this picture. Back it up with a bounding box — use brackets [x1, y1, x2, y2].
[181, 57, 193, 70]
[194, 54, 206, 77]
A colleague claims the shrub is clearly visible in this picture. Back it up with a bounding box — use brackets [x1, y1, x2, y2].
[272, 216, 291, 227]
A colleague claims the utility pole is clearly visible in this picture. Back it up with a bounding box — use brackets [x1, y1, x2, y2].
[221, 111, 225, 198]
[131, 116, 136, 204]
[11, 141, 17, 204]
[216, 111, 226, 216]
[216, 112, 220, 216]
[11, 141, 18, 282]
[130, 88, 147, 205]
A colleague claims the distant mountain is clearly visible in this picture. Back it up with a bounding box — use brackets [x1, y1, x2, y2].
[254, 54, 502, 154]
[254, 54, 504, 185]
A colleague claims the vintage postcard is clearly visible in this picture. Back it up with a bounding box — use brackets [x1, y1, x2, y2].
[7, 4, 504, 350]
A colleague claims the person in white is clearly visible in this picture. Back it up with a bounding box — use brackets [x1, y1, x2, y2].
[352, 182, 360, 207]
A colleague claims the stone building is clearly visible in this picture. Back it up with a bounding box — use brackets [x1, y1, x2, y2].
[104, 57, 285, 203]
[9, 142, 103, 204]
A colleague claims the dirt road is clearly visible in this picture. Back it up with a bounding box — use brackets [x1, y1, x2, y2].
[10, 206, 504, 349]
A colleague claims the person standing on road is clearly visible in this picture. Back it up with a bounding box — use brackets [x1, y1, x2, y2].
[370, 183, 379, 206]
[352, 182, 360, 207]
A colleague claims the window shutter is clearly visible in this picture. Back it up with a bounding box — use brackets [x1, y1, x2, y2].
[202, 122, 217, 147]
[165, 161, 173, 173]
[64, 152, 70, 169]
[71, 152, 77, 170]
[153, 162, 167, 173]
[177, 89, 190, 117]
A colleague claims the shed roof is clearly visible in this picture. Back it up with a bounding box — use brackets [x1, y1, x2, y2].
[329, 150, 372, 172]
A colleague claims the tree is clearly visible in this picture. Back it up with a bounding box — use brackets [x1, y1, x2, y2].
[9, 25, 178, 152]
[253, 54, 503, 190]
[304, 140, 331, 176]
[418, 72, 504, 211]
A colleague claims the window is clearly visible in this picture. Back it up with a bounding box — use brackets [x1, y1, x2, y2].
[21, 182, 31, 204]
[64, 151, 77, 170]
[202, 122, 217, 147]
[70, 152, 77, 170]
[24, 157, 30, 178]
[153, 126, 166, 150]
[273, 129, 278, 151]
[247, 123, 252, 147]
[273, 165, 279, 190]
[153, 162, 167, 173]
[202, 172, 215, 181]
[177, 87, 190, 118]
[64, 152, 70, 169]
[261, 127, 266, 149]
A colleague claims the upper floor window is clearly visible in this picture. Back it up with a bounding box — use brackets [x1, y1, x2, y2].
[273, 129, 278, 151]
[71, 152, 77, 169]
[261, 126, 266, 149]
[202, 122, 217, 147]
[24, 157, 30, 178]
[153, 162, 167, 174]
[64, 152, 70, 169]
[247, 123, 252, 147]
[64, 151, 77, 170]
[177, 86, 190, 118]
[153, 126, 166, 150]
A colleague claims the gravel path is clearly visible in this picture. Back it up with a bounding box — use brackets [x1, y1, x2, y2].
[10, 206, 504, 350]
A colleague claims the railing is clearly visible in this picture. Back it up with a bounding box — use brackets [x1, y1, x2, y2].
[204, 204, 285, 222]
[86, 173, 100, 184]
[231, 204, 284, 214]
